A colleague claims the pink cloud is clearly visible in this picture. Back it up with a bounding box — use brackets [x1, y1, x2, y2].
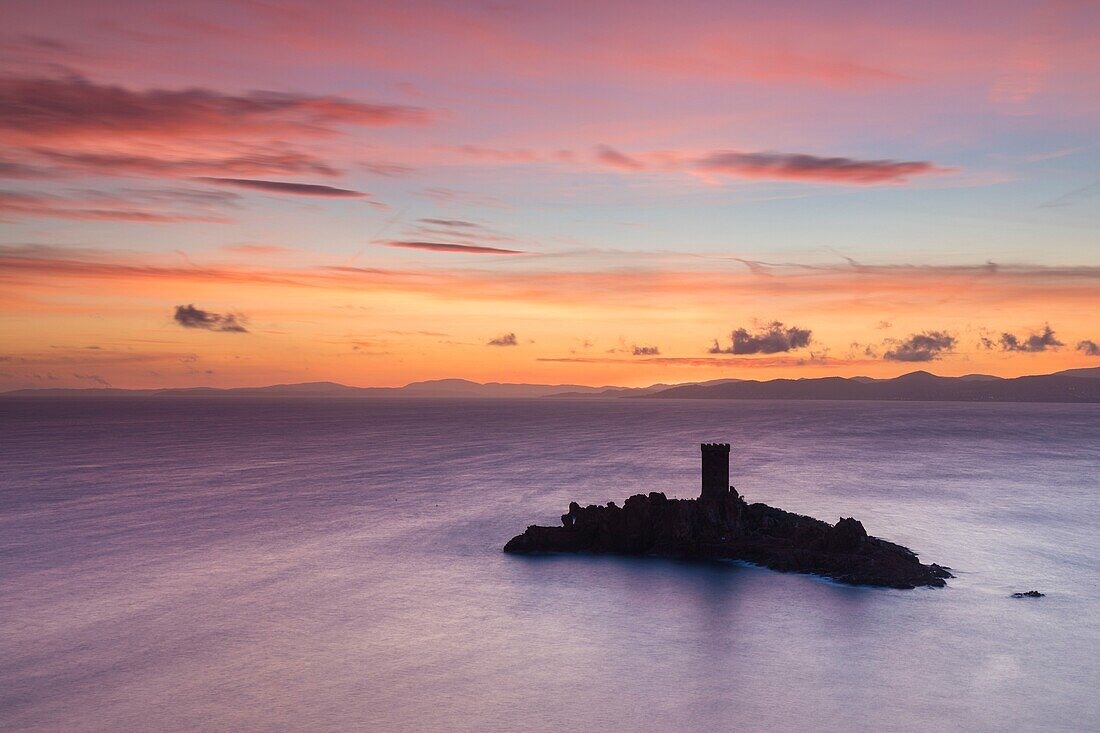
[0, 75, 428, 144]
[589, 147, 950, 185]
[693, 151, 950, 184]
[28, 147, 342, 177]
[595, 145, 645, 171]
[195, 177, 367, 197]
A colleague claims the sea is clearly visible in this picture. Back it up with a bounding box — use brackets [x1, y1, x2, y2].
[2, 397, 1098, 733]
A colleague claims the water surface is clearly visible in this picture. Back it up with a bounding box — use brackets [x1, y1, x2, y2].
[2, 398, 1098, 732]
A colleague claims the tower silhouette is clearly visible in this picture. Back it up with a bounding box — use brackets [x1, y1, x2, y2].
[700, 443, 730, 501]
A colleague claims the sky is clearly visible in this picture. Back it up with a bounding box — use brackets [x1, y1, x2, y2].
[1, 0, 1099, 389]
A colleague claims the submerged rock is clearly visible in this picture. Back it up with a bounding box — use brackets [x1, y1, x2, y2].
[504, 490, 951, 589]
[1012, 590, 1045, 598]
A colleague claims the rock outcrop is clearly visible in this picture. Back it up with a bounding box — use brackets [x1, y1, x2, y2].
[504, 490, 951, 589]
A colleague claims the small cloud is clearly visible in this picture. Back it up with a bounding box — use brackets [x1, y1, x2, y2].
[710, 322, 812, 354]
[632, 345, 660, 356]
[487, 332, 517, 347]
[595, 145, 645, 171]
[883, 331, 956, 362]
[73, 373, 109, 387]
[382, 240, 525, 255]
[1000, 324, 1062, 352]
[173, 304, 249, 333]
[875, 320, 893, 330]
[848, 342, 878, 359]
[195, 177, 367, 197]
[1076, 339, 1100, 357]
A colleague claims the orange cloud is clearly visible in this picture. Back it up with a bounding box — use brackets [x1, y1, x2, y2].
[3, 246, 1098, 317]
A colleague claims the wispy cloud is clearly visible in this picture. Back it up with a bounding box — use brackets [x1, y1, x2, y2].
[693, 151, 947, 184]
[590, 145, 948, 184]
[358, 161, 415, 177]
[419, 219, 485, 231]
[4, 247, 1099, 317]
[28, 146, 343, 178]
[196, 177, 367, 197]
[1077, 340, 1100, 357]
[0, 74, 428, 143]
[382, 241, 525, 255]
[0, 189, 233, 223]
[632, 345, 660, 355]
[595, 145, 645, 171]
[220, 244, 296, 255]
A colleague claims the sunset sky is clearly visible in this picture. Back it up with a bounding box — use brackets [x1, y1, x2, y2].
[2, 0, 1099, 389]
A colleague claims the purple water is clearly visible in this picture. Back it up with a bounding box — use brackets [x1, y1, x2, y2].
[2, 398, 1099, 732]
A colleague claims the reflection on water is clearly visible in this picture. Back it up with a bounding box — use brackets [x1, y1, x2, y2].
[2, 397, 1099, 732]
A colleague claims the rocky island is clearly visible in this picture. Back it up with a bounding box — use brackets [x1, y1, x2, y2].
[504, 443, 951, 589]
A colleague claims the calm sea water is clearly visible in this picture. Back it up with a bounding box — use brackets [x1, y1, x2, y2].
[2, 397, 1099, 732]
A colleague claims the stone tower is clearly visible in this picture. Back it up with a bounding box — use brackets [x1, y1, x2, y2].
[700, 443, 730, 501]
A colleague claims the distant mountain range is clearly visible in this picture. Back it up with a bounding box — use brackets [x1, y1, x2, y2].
[646, 368, 1100, 402]
[3, 368, 1099, 402]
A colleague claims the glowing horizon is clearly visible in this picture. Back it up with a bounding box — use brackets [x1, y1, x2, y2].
[2, 0, 1099, 390]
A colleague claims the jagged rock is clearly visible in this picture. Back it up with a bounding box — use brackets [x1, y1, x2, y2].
[504, 444, 951, 589]
[827, 517, 867, 553]
[504, 491, 951, 589]
[1012, 590, 1044, 598]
